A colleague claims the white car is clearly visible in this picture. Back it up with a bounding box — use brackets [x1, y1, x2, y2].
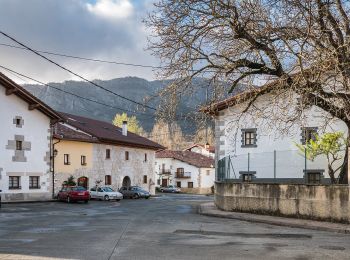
[90, 187, 123, 201]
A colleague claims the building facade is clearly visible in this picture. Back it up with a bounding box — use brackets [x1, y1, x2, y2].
[0, 72, 60, 201]
[155, 150, 215, 194]
[184, 144, 215, 158]
[206, 90, 348, 184]
[53, 113, 163, 195]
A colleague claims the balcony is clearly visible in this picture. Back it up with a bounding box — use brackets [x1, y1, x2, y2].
[161, 169, 172, 175]
[175, 172, 191, 178]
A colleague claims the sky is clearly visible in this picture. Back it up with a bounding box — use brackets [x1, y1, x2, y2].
[0, 0, 159, 83]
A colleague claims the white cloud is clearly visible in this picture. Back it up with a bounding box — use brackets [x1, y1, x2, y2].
[86, 0, 134, 20]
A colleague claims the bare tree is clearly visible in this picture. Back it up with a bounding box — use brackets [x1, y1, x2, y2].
[146, 0, 350, 182]
[149, 119, 187, 150]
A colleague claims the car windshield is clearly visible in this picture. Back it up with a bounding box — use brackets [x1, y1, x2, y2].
[72, 186, 86, 191]
[104, 187, 114, 192]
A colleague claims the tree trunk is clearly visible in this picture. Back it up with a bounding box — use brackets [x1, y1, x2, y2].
[328, 166, 336, 184]
[338, 126, 350, 184]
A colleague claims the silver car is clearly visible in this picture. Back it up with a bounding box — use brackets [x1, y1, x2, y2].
[90, 187, 123, 201]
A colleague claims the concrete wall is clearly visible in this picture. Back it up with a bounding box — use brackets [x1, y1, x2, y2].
[0, 86, 52, 201]
[215, 182, 350, 223]
[215, 92, 348, 179]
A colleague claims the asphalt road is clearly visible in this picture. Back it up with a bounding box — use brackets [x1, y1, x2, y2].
[0, 194, 349, 260]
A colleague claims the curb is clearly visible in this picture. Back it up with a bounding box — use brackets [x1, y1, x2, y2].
[1, 200, 58, 204]
[198, 202, 350, 234]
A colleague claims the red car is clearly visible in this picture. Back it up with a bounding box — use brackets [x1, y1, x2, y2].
[57, 186, 90, 203]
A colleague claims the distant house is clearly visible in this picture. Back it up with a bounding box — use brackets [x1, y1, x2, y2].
[205, 87, 348, 184]
[184, 143, 215, 158]
[0, 72, 61, 201]
[53, 113, 164, 195]
[155, 150, 215, 194]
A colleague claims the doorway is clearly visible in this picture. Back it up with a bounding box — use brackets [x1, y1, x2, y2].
[77, 176, 89, 189]
[162, 178, 168, 187]
[122, 176, 131, 188]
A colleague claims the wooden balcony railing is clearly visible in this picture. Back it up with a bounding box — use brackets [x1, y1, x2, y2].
[175, 172, 191, 178]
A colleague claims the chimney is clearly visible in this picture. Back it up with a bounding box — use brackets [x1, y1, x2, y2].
[122, 121, 128, 136]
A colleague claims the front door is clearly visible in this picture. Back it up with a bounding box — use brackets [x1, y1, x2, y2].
[78, 177, 89, 189]
[162, 178, 168, 187]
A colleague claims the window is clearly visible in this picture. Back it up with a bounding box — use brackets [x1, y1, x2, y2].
[157, 179, 161, 185]
[177, 168, 184, 174]
[240, 171, 256, 182]
[14, 116, 23, 128]
[105, 175, 112, 185]
[176, 181, 181, 188]
[64, 154, 70, 165]
[242, 174, 253, 182]
[16, 140, 22, 151]
[144, 153, 147, 162]
[143, 175, 148, 184]
[206, 170, 210, 176]
[301, 127, 318, 145]
[307, 173, 321, 184]
[106, 149, 111, 159]
[81, 156, 87, 166]
[9, 176, 20, 189]
[29, 176, 40, 189]
[305, 170, 323, 184]
[188, 182, 193, 188]
[125, 151, 129, 160]
[241, 128, 257, 147]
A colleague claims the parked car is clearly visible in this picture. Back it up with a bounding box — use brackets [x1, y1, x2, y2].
[119, 186, 150, 199]
[90, 187, 123, 201]
[160, 185, 181, 193]
[57, 186, 90, 203]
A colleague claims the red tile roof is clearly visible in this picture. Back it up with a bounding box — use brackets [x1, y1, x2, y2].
[0, 72, 61, 120]
[156, 150, 215, 168]
[55, 112, 164, 150]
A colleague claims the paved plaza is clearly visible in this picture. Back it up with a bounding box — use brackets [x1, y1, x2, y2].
[0, 194, 349, 259]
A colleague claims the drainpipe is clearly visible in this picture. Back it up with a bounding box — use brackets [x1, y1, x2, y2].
[52, 139, 60, 199]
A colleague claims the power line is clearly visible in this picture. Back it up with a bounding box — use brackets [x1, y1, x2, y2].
[0, 65, 155, 119]
[0, 30, 157, 111]
[0, 42, 162, 69]
[0, 42, 218, 73]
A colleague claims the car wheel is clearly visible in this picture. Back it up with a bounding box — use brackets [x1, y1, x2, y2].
[116, 199, 121, 202]
[161, 190, 164, 193]
[67, 196, 71, 203]
[133, 194, 140, 199]
[145, 196, 150, 199]
[104, 195, 110, 201]
[84, 200, 89, 203]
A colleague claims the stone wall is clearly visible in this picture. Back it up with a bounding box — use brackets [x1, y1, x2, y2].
[181, 187, 213, 195]
[215, 182, 350, 223]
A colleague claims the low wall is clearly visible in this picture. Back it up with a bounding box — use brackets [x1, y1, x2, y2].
[215, 182, 350, 223]
[181, 187, 213, 195]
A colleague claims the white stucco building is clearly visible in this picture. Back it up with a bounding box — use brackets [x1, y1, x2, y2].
[206, 89, 348, 184]
[184, 143, 215, 158]
[53, 113, 164, 195]
[0, 72, 61, 201]
[155, 150, 215, 194]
